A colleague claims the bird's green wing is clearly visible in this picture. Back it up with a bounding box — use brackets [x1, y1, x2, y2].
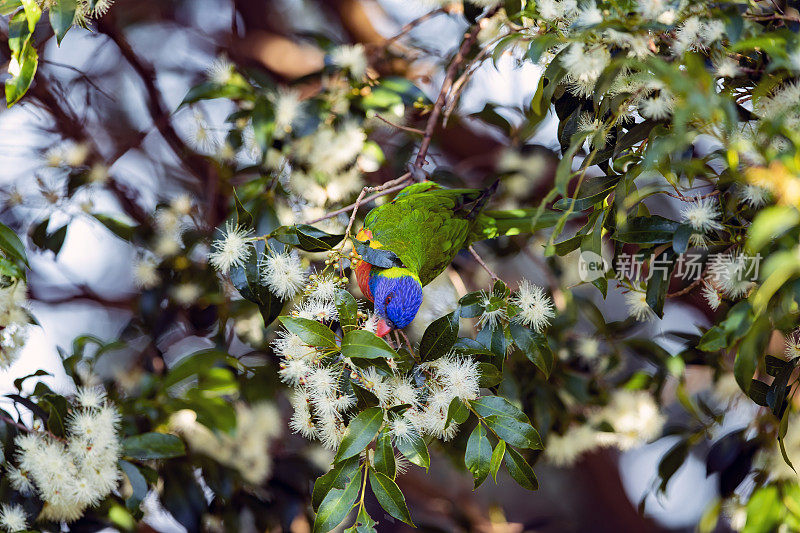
[364, 186, 483, 285]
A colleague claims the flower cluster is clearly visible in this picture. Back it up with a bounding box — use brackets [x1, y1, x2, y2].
[272, 269, 482, 451]
[476, 278, 555, 332]
[0, 281, 30, 370]
[9, 387, 122, 523]
[171, 402, 282, 485]
[545, 390, 665, 466]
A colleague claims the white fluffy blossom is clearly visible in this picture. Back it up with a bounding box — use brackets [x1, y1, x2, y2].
[710, 253, 754, 298]
[639, 92, 674, 119]
[477, 293, 507, 329]
[591, 390, 665, 450]
[390, 416, 418, 446]
[206, 56, 235, 85]
[307, 273, 341, 302]
[171, 402, 281, 484]
[209, 221, 252, 274]
[561, 43, 610, 86]
[0, 503, 27, 533]
[511, 279, 555, 332]
[293, 298, 337, 322]
[681, 198, 722, 233]
[0, 282, 30, 370]
[714, 57, 741, 78]
[737, 184, 770, 208]
[75, 386, 107, 409]
[271, 88, 304, 137]
[330, 44, 368, 79]
[263, 252, 306, 300]
[132, 257, 160, 289]
[785, 329, 800, 360]
[574, 3, 602, 26]
[576, 336, 600, 361]
[545, 424, 601, 466]
[435, 354, 481, 401]
[701, 281, 722, 311]
[13, 400, 122, 522]
[624, 290, 655, 322]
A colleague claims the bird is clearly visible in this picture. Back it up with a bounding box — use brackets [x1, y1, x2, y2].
[353, 180, 544, 337]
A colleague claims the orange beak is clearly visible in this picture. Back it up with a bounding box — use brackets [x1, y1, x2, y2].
[376, 319, 392, 338]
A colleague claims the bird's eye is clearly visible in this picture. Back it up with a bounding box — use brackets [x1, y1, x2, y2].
[384, 293, 394, 306]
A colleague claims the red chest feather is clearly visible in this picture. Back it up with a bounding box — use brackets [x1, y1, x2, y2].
[355, 260, 373, 301]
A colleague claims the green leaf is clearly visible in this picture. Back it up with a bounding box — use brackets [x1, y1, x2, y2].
[503, 446, 538, 490]
[92, 213, 136, 241]
[312, 456, 360, 511]
[734, 316, 771, 394]
[271, 224, 344, 252]
[672, 224, 692, 254]
[477, 362, 503, 388]
[163, 349, 231, 389]
[31, 219, 67, 255]
[0, 222, 27, 266]
[552, 174, 621, 211]
[472, 396, 542, 449]
[122, 432, 186, 460]
[779, 408, 796, 474]
[345, 506, 377, 533]
[336, 289, 359, 332]
[645, 247, 677, 318]
[334, 407, 384, 462]
[368, 469, 414, 526]
[698, 326, 727, 352]
[395, 433, 430, 470]
[489, 440, 505, 483]
[374, 430, 396, 479]
[509, 323, 553, 378]
[483, 414, 542, 450]
[0, 0, 22, 16]
[341, 330, 398, 360]
[179, 81, 250, 107]
[747, 206, 799, 252]
[20, 0, 41, 31]
[445, 397, 470, 429]
[465, 423, 492, 488]
[743, 486, 782, 533]
[13, 369, 50, 391]
[314, 469, 362, 533]
[280, 316, 338, 349]
[419, 310, 459, 362]
[233, 191, 254, 229]
[230, 248, 284, 326]
[49, 0, 77, 45]
[613, 216, 680, 244]
[555, 131, 591, 195]
[657, 440, 689, 492]
[119, 460, 149, 511]
[6, 41, 39, 107]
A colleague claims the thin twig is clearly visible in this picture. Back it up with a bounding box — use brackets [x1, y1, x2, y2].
[383, 8, 447, 47]
[308, 8, 497, 232]
[413, 7, 499, 170]
[0, 413, 66, 442]
[663, 190, 720, 201]
[306, 174, 410, 225]
[375, 114, 425, 135]
[468, 244, 499, 281]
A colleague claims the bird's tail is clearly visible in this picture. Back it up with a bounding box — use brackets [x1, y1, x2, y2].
[466, 179, 500, 221]
[475, 208, 570, 240]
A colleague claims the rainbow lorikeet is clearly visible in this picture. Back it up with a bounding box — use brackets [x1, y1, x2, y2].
[353, 181, 541, 336]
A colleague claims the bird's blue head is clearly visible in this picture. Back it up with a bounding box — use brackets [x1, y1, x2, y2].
[369, 267, 423, 335]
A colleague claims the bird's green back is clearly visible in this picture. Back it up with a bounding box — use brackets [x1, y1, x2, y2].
[363, 183, 486, 285]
